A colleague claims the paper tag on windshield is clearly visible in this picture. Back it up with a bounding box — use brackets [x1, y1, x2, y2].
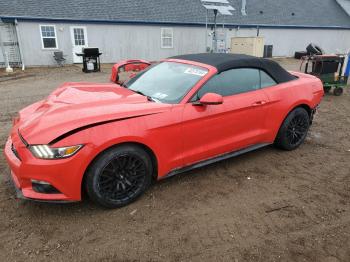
[153, 92, 168, 99]
[184, 68, 207, 77]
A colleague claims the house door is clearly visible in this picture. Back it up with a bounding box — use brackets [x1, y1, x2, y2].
[70, 26, 88, 63]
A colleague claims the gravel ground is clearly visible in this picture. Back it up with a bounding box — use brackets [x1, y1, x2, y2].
[0, 59, 349, 262]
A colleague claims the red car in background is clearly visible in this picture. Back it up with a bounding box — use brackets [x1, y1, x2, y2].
[4, 53, 324, 208]
[110, 59, 151, 84]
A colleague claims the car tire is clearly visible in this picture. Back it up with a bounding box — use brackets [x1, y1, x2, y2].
[85, 144, 153, 208]
[306, 43, 324, 55]
[274, 107, 310, 151]
[294, 51, 308, 59]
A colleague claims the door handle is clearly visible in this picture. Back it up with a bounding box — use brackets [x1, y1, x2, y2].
[252, 101, 267, 106]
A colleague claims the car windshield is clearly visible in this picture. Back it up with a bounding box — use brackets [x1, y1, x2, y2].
[124, 62, 208, 104]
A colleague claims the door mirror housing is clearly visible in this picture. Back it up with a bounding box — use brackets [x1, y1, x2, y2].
[194, 93, 223, 106]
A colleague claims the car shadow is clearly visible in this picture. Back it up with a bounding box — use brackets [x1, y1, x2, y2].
[2, 144, 280, 215]
[155, 144, 277, 186]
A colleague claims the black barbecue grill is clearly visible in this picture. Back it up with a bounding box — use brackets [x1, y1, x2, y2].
[76, 47, 102, 73]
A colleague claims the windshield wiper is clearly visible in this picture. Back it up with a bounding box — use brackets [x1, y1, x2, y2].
[131, 89, 157, 102]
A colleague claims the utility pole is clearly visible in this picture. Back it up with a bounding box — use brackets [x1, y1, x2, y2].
[213, 9, 218, 53]
[205, 9, 208, 52]
[200, 0, 235, 53]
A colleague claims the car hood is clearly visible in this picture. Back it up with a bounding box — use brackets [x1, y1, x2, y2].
[17, 82, 171, 144]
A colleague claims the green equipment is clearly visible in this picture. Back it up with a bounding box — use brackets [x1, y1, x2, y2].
[300, 54, 349, 96]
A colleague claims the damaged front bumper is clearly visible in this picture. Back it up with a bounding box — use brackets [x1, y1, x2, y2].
[3, 134, 85, 203]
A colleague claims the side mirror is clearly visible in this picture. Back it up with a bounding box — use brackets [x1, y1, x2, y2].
[194, 93, 223, 106]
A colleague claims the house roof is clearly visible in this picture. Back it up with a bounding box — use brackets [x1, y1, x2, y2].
[336, 0, 350, 16]
[1, 0, 350, 29]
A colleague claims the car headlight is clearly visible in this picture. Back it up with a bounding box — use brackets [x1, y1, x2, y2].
[29, 145, 83, 159]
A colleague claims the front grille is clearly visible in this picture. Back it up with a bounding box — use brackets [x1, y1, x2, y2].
[11, 143, 21, 161]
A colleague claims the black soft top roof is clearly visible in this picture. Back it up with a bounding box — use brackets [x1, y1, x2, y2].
[170, 53, 295, 83]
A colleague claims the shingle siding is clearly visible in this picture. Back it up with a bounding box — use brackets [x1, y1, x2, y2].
[1, 0, 350, 28]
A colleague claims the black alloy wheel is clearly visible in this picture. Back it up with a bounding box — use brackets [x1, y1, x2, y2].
[285, 114, 309, 147]
[97, 154, 146, 202]
[85, 145, 153, 208]
[275, 107, 310, 150]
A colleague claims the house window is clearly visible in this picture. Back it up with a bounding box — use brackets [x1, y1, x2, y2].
[161, 28, 173, 48]
[40, 25, 57, 49]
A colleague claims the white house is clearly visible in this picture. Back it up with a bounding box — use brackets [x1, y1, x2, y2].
[1, 0, 350, 67]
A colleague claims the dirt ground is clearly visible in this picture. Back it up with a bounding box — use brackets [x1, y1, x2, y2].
[0, 59, 349, 262]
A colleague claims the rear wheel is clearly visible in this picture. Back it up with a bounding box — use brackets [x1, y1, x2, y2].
[274, 107, 310, 151]
[333, 87, 343, 96]
[85, 145, 153, 208]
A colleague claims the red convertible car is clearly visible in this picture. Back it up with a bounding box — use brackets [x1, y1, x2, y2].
[4, 53, 324, 208]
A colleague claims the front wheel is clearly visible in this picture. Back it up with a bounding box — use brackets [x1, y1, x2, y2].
[85, 145, 153, 208]
[323, 86, 331, 93]
[274, 107, 310, 151]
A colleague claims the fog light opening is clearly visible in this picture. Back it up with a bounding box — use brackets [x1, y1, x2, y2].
[31, 180, 61, 194]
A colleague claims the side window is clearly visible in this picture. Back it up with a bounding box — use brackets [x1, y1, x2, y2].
[196, 68, 260, 99]
[260, 70, 277, 88]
